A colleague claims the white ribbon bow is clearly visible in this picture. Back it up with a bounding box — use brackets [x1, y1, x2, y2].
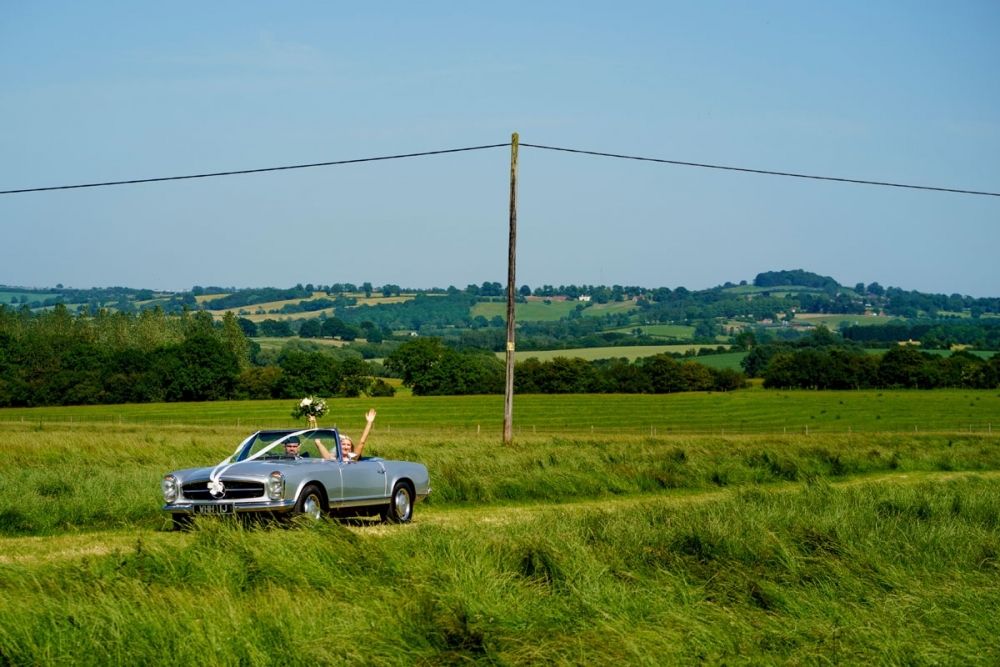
[207, 429, 313, 487]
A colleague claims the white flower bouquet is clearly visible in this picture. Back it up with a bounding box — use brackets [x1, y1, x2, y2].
[291, 396, 329, 420]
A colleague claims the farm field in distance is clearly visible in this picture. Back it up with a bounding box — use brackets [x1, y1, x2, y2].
[2, 389, 997, 434]
[610, 323, 697, 338]
[472, 299, 637, 322]
[501, 344, 732, 364]
[251, 336, 350, 352]
[680, 351, 748, 370]
[793, 313, 900, 327]
[204, 291, 423, 321]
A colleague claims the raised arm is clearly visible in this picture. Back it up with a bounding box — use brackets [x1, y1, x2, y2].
[353, 409, 377, 459]
[309, 415, 336, 460]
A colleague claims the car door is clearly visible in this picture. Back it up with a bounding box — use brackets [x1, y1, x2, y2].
[340, 459, 387, 504]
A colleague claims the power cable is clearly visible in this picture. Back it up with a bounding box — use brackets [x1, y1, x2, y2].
[0, 144, 510, 195]
[519, 143, 1000, 198]
[2, 140, 997, 198]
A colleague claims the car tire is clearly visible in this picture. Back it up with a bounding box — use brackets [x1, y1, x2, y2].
[172, 514, 192, 531]
[293, 484, 327, 521]
[384, 481, 414, 524]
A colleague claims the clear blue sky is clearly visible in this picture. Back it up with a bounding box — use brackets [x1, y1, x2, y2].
[2, 1, 998, 295]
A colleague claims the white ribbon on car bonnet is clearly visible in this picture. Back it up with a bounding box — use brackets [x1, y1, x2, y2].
[207, 429, 314, 493]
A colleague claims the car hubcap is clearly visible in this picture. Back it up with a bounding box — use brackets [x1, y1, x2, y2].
[394, 488, 411, 519]
[303, 495, 321, 520]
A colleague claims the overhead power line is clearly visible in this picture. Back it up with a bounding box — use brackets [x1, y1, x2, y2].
[1, 140, 997, 198]
[519, 143, 1000, 198]
[0, 144, 510, 195]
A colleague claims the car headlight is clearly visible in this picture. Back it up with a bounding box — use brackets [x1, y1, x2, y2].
[162, 475, 178, 503]
[267, 471, 284, 500]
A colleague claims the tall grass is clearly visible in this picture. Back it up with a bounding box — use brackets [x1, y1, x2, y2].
[1, 477, 999, 664]
[1, 423, 998, 535]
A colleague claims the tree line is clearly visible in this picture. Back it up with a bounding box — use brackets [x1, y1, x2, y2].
[842, 321, 1000, 351]
[738, 328, 1000, 390]
[0, 305, 248, 406]
[384, 338, 748, 396]
[0, 304, 398, 407]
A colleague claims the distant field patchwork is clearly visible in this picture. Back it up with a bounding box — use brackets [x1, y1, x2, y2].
[501, 344, 731, 363]
[794, 313, 902, 327]
[206, 292, 421, 320]
[473, 299, 638, 322]
[251, 337, 351, 352]
[612, 324, 696, 338]
[0, 291, 59, 304]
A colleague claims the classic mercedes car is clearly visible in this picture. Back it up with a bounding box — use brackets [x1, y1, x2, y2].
[161, 428, 430, 529]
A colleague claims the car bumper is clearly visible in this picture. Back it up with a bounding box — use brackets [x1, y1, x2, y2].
[163, 500, 297, 514]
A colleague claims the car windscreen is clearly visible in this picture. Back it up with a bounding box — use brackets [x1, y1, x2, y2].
[241, 431, 338, 460]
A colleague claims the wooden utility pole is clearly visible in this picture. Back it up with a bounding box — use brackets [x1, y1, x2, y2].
[504, 133, 519, 443]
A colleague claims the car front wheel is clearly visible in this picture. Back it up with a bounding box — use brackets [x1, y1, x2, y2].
[293, 484, 326, 521]
[383, 481, 413, 524]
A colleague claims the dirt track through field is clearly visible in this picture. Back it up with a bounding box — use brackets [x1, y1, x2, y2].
[4, 469, 996, 565]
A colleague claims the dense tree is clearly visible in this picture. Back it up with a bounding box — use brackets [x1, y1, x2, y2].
[760, 345, 999, 390]
[259, 319, 294, 337]
[385, 338, 504, 396]
[162, 333, 240, 401]
[298, 319, 322, 339]
[340, 357, 373, 397]
[275, 351, 342, 397]
[234, 366, 283, 400]
[754, 270, 839, 291]
[236, 317, 258, 337]
[642, 355, 687, 393]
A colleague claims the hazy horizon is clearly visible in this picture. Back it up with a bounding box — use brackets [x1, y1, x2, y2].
[0, 266, 993, 299]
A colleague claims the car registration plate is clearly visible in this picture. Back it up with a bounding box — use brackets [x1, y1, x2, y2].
[196, 504, 235, 515]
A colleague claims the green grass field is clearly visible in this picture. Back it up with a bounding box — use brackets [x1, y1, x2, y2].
[0, 290, 59, 304]
[610, 324, 696, 338]
[680, 351, 748, 370]
[473, 299, 638, 322]
[2, 419, 1000, 664]
[584, 300, 637, 317]
[2, 389, 998, 434]
[473, 300, 578, 321]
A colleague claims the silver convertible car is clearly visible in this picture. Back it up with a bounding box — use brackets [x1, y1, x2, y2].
[161, 428, 430, 529]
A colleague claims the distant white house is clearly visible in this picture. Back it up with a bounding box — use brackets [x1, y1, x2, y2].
[578, 295, 591, 302]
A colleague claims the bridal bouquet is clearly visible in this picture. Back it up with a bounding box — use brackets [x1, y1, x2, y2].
[291, 396, 329, 420]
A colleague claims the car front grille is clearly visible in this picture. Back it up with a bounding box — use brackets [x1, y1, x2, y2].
[182, 480, 265, 500]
